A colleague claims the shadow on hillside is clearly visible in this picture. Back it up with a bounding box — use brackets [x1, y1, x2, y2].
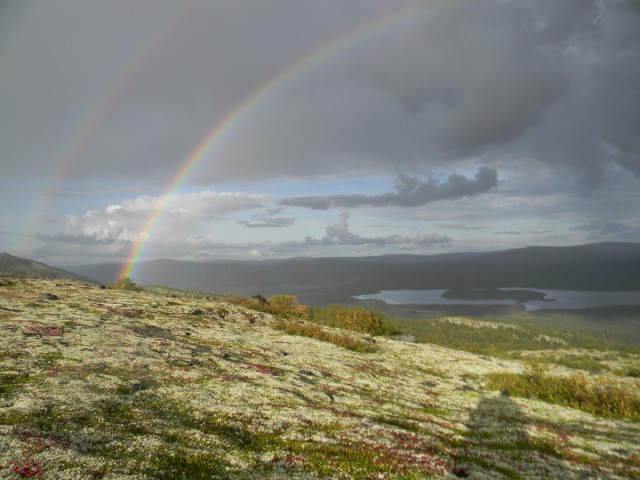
[453, 394, 576, 479]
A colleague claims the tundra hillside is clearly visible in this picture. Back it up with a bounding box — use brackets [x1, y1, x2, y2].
[1, 277, 639, 479]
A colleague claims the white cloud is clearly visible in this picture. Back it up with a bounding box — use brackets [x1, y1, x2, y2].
[44, 190, 267, 246]
[304, 212, 452, 247]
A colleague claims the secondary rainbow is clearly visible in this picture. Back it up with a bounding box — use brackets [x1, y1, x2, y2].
[119, 0, 464, 280]
[16, 2, 198, 255]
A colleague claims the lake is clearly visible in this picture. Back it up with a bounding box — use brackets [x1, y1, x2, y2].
[353, 289, 640, 311]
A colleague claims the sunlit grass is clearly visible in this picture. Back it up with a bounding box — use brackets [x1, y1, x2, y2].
[272, 317, 377, 352]
[309, 304, 399, 336]
[388, 315, 617, 357]
[486, 360, 640, 419]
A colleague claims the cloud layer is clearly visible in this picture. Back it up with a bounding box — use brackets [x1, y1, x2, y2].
[281, 168, 498, 210]
[2, 0, 639, 264]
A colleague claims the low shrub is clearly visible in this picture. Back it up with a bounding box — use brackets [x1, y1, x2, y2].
[309, 305, 396, 336]
[486, 360, 640, 419]
[222, 294, 306, 319]
[269, 295, 308, 318]
[108, 276, 142, 291]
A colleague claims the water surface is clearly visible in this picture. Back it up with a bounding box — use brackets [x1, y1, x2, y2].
[354, 289, 640, 311]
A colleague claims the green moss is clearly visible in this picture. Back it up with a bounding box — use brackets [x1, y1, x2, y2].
[412, 364, 449, 379]
[0, 350, 21, 361]
[302, 443, 387, 476]
[39, 351, 64, 363]
[453, 453, 520, 479]
[282, 434, 450, 478]
[419, 403, 449, 417]
[142, 448, 226, 479]
[0, 373, 30, 397]
[373, 414, 421, 432]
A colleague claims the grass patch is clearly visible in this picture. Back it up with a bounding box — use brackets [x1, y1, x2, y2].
[224, 296, 397, 339]
[389, 316, 614, 358]
[143, 284, 220, 301]
[486, 361, 640, 419]
[221, 294, 381, 351]
[614, 362, 640, 378]
[0, 279, 16, 287]
[141, 448, 226, 479]
[373, 414, 421, 432]
[223, 294, 303, 319]
[547, 354, 609, 373]
[309, 304, 398, 336]
[273, 318, 377, 352]
[280, 430, 450, 478]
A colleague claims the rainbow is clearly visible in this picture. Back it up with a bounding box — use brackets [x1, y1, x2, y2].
[118, 0, 464, 280]
[16, 2, 198, 255]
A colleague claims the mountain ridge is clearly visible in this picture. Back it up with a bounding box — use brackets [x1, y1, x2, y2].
[0, 252, 100, 285]
[61, 242, 640, 304]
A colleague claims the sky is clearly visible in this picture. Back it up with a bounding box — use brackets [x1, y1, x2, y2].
[1, 0, 639, 268]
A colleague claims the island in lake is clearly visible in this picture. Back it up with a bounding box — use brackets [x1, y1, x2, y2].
[441, 288, 554, 304]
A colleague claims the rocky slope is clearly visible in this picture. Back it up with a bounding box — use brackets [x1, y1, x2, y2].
[1, 277, 638, 479]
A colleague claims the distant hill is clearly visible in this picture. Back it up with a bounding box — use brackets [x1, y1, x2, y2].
[64, 242, 640, 305]
[0, 252, 100, 285]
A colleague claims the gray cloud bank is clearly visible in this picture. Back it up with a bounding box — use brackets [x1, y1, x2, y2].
[36, 233, 124, 246]
[303, 213, 451, 247]
[280, 168, 497, 210]
[239, 218, 295, 228]
[571, 220, 640, 239]
[239, 208, 295, 228]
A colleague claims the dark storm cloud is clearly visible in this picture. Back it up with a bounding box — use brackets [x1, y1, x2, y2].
[0, 0, 382, 181]
[213, 0, 640, 192]
[381, 1, 569, 152]
[281, 168, 498, 210]
[516, 0, 640, 192]
[1, 0, 638, 192]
